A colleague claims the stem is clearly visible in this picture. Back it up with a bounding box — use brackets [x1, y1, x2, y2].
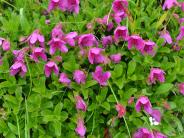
[25, 56, 32, 97]
[108, 81, 118, 103]
[123, 117, 131, 138]
[106, 5, 113, 25]
[16, 115, 21, 138]
[25, 99, 30, 138]
[1, 0, 18, 10]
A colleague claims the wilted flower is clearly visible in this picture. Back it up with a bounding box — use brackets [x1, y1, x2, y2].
[135, 96, 152, 114]
[153, 131, 167, 138]
[88, 48, 106, 64]
[75, 95, 87, 111]
[30, 47, 47, 62]
[148, 68, 165, 84]
[75, 118, 86, 137]
[110, 53, 121, 63]
[172, 43, 181, 51]
[141, 40, 156, 56]
[114, 26, 129, 42]
[115, 103, 126, 118]
[48, 0, 65, 12]
[78, 34, 98, 47]
[176, 26, 184, 41]
[44, 61, 59, 77]
[0, 38, 10, 51]
[96, 15, 114, 31]
[10, 61, 27, 77]
[128, 35, 145, 51]
[159, 30, 172, 45]
[133, 128, 154, 138]
[163, 0, 179, 10]
[73, 70, 86, 84]
[102, 36, 113, 48]
[178, 83, 184, 95]
[92, 66, 111, 86]
[59, 73, 71, 85]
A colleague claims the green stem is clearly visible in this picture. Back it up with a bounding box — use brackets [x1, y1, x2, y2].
[108, 81, 118, 103]
[16, 115, 21, 138]
[25, 56, 32, 97]
[1, 0, 18, 10]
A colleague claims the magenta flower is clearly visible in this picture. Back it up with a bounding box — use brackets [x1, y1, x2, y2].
[51, 23, 63, 38]
[181, 2, 184, 11]
[92, 66, 111, 86]
[133, 128, 154, 138]
[153, 131, 167, 138]
[102, 36, 113, 48]
[148, 68, 165, 84]
[141, 40, 156, 56]
[163, 0, 179, 10]
[78, 34, 98, 47]
[0, 38, 10, 51]
[73, 70, 86, 84]
[48, 0, 66, 12]
[26, 29, 45, 47]
[13, 48, 29, 62]
[177, 26, 184, 41]
[10, 61, 27, 77]
[114, 26, 128, 42]
[65, 0, 80, 14]
[128, 35, 144, 51]
[115, 103, 126, 118]
[178, 83, 184, 95]
[135, 96, 152, 114]
[110, 53, 121, 63]
[75, 95, 87, 111]
[59, 73, 71, 85]
[44, 61, 59, 77]
[179, 18, 184, 24]
[112, 0, 128, 14]
[30, 47, 47, 62]
[75, 118, 86, 137]
[159, 30, 172, 45]
[64, 32, 78, 46]
[88, 48, 106, 64]
[150, 109, 161, 123]
[113, 12, 127, 24]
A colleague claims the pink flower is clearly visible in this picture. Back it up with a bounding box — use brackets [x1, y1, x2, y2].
[88, 48, 106, 64]
[110, 53, 121, 63]
[135, 96, 152, 114]
[13, 48, 28, 62]
[75, 118, 86, 137]
[64, 32, 78, 46]
[153, 131, 167, 138]
[30, 47, 47, 62]
[159, 30, 172, 45]
[178, 83, 184, 95]
[26, 29, 45, 47]
[114, 26, 128, 42]
[180, 2, 184, 11]
[75, 95, 87, 111]
[65, 0, 80, 14]
[48, 0, 66, 12]
[44, 61, 59, 77]
[115, 103, 126, 118]
[96, 15, 114, 31]
[141, 40, 156, 56]
[128, 97, 134, 105]
[179, 18, 184, 24]
[0, 38, 10, 51]
[102, 36, 113, 48]
[59, 73, 71, 85]
[163, 0, 179, 10]
[177, 26, 184, 41]
[112, 0, 128, 14]
[78, 34, 98, 47]
[148, 68, 165, 84]
[113, 12, 127, 24]
[128, 35, 145, 51]
[92, 66, 111, 86]
[73, 70, 86, 84]
[10, 61, 27, 77]
[133, 128, 154, 138]
[51, 23, 63, 38]
[150, 109, 161, 123]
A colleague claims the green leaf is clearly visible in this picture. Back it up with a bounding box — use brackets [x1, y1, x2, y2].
[127, 60, 136, 76]
[101, 102, 110, 111]
[156, 83, 173, 95]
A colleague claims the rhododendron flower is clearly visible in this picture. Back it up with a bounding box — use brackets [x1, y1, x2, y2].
[30, 47, 47, 62]
[64, 32, 78, 46]
[163, 0, 179, 10]
[75, 95, 87, 111]
[26, 29, 45, 47]
[148, 68, 165, 84]
[153, 131, 167, 138]
[73, 70, 86, 84]
[110, 53, 121, 63]
[10, 61, 27, 77]
[176, 26, 184, 40]
[59, 73, 71, 85]
[65, 0, 80, 14]
[159, 30, 172, 45]
[133, 128, 154, 138]
[178, 83, 184, 95]
[112, 0, 128, 14]
[135, 96, 152, 114]
[75, 118, 86, 137]
[150, 109, 161, 123]
[92, 66, 111, 86]
[88, 48, 106, 64]
[0, 38, 10, 51]
[102, 36, 113, 48]
[114, 26, 128, 42]
[48, 0, 65, 12]
[44, 61, 59, 77]
[141, 40, 156, 56]
[78, 34, 98, 47]
[115, 103, 126, 118]
[128, 35, 144, 51]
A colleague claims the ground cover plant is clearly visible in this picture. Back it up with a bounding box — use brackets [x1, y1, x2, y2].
[0, 0, 184, 137]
